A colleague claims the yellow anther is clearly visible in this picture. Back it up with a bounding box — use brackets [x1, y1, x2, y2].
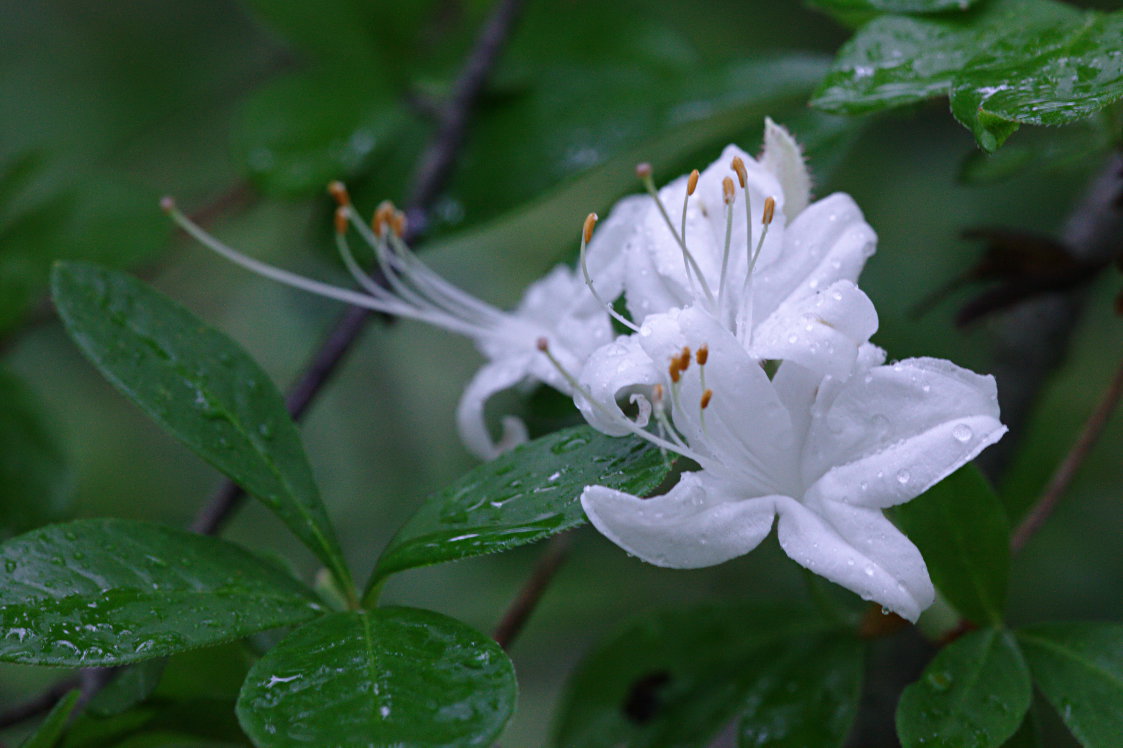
[700, 389, 713, 410]
[669, 359, 682, 384]
[372, 200, 395, 237]
[536, 337, 550, 352]
[696, 344, 709, 366]
[730, 156, 747, 188]
[722, 176, 735, 205]
[652, 383, 665, 403]
[391, 210, 408, 238]
[686, 169, 700, 196]
[333, 206, 349, 235]
[583, 212, 598, 245]
[678, 347, 692, 373]
[159, 196, 176, 213]
[327, 181, 350, 207]
[762, 196, 776, 225]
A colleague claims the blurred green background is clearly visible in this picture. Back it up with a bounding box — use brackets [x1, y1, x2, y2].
[1, 0, 1119, 744]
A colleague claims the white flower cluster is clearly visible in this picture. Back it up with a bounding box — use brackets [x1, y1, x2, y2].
[169, 120, 1005, 621]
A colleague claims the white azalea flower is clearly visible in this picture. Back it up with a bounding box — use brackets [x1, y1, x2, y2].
[560, 305, 1005, 621]
[581, 119, 879, 380]
[162, 190, 613, 460]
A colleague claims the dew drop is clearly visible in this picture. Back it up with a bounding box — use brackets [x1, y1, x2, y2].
[952, 423, 973, 443]
[896, 469, 911, 485]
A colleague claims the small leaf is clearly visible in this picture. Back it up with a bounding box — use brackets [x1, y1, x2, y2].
[809, 0, 981, 13]
[51, 261, 351, 589]
[1018, 622, 1123, 747]
[233, 65, 406, 196]
[87, 658, 167, 717]
[812, 0, 1080, 115]
[0, 367, 71, 537]
[950, 12, 1123, 152]
[896, 628, 1031, 748]
[20, 689, 79, 748]
[893, 465, 1009, 625]
[371, 426, 669, 585]
[737, 635, 864, 748]
[0, 519, 323, 666]
[553, 601, 842, 747]
[236, 608, 516, 747]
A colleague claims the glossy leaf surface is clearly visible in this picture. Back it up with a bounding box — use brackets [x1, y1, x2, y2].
[236, 608, 516, 747]
[0, 519, 323, 666]
[0, 367, 70, 537]
[372, 426, 669, 584]
[51, 262, 351, 588]
[1018, 622, 1123, 747]
[810, 0, 980, 12]
[554, 602, 852, 747]
[893, 465, 1009, 625]
[896, 628, 1031, 748]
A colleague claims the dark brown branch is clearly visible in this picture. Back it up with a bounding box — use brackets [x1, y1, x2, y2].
[493, 533, 573, 650]
[1, 0, 526, 731]
[1010, 357, 1123, 553]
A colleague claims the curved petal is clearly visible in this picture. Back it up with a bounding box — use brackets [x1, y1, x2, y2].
[582, 471, 779, 568]
[760, 118, 810, 220]
[752, 193, 876, 321]
[775, 496, 934, 622]
[575, 335, 662, 437]
[803, 358, 1006, 509]
[456, 358, 532, 460]
[749, 280, 878, 380]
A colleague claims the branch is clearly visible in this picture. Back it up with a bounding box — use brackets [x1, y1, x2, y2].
[1010, 356, 1123, 553]
[493, 533, 573, 650]
[0, 0, 526, 730]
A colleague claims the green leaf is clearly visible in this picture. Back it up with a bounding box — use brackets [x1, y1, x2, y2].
[0, 519, 323, 666]
[1018, 622, 1123, 747]
[0, 367, 71, 537]
[21, 689, 80, 748]
[87, 659, 167, 717]
[233, 64, 407, 196]
[371, 426, 669, 586]
[236, 608, 516, 747]
[896, 628, 1031, 748]
[736, 635, 864, 748]
[62, 697, 245, 748]
[950, 12, 1123, 152]
[893, 465, 1009, 625]
[50, 261, 352, 590]
[812, 0, 1080, 115]
[239, 0, 384, 62]
[809, 0, 981, 13]
[553, 601, 843, 747]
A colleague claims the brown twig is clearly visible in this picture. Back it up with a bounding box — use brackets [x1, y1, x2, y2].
[0, 0, 526, 731]
[493, 533, 573, 650]
[1010, 357, 1123, 553]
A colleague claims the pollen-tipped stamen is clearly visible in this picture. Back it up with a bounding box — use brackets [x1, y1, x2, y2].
[579, 212, 639, 333]
[718, 176, 736, 312]
[637, 163, 715, 305]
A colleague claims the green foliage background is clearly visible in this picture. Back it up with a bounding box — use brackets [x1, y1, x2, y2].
[1, 0, 1120, 744]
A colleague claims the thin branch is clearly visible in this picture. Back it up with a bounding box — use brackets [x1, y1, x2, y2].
[1, 0, 527, 730]
[1010, 357, 1123, 553]
[493, 533, 573, 650]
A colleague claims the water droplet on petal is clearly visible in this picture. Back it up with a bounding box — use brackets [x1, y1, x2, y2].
[952, 424, 973, 443]
[896, 469, 911, 485]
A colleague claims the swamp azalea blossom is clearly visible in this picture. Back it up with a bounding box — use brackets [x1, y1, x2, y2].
[161, 189, 614, 460]
[581, 118, 879, 380]
[551, 306, 1005, 621]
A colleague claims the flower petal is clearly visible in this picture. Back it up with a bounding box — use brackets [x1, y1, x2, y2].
[775, 496, 934, 621]
[575, 335, 662, 437]
[752, 192, 876, 322]
[760, 118, 810, 220]
[584, 195, 648, 304]
[582, 471, 779, 568]
[456, 358, 532, 460]
[803, 358, 1006, 509]
[749, 280, 878, 380]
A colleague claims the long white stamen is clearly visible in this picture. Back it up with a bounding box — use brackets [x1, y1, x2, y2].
[579, 213, 640, 333]
[718, 179, 735, 314]
[637, 165, 715, 305]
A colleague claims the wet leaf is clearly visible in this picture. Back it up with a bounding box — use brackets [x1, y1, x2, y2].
[950, 12, 1123, 152]
[554, 601, 850, 747]
[809, 0, 981, 13]
[1018, 622, 1123, 747]
[51, 262, 352, 589]
[236, 608, 516, 747]
[0, 367, 71, 537]
[371, 426, 669, 586]
[896, 628, 1031, 748]
[893, 465, 1009, 625]
[0, 519, 323, 667]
